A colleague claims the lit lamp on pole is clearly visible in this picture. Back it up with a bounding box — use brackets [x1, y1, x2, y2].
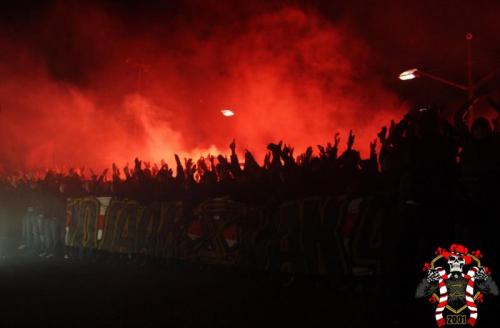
[399, 68, 419, 81]
[399, 68, 469, 91]
[397, 33, 493, 100]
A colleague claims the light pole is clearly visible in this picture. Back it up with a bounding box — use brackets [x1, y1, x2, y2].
[399, 68, 469, 91]
[466, 33, 473, 99]
[399, 33, 498, 100]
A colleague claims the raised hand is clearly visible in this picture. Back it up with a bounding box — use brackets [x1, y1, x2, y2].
[264, 152, 271, 167]
[208, 155, 216, 170]
[197, 157, 208, 172]
[229, 139, 236, 154]
[183, 158, 195, 178]
[370, 139, 377, 155]
[317, 144, 326, 156]
[305, 146, 313, 160]
[347, 130, 355, 150]
[378, 126, 387, 143]
[185, 158, 194, 169]
[174, 154, 182, 166]
[267, 142, 281, 153]
[134, 158, 142, 174]
[334, 132, 340, 148]
[123, 165, 131, 178]
[99, 168, 109, 181]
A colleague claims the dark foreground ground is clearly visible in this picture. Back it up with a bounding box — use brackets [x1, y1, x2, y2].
[0, 251, 498, 327]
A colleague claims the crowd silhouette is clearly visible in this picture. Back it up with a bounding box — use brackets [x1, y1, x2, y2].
[0, 94, 499, 281]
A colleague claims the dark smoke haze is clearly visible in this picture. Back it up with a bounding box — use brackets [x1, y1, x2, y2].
[0, 0, 498, 172]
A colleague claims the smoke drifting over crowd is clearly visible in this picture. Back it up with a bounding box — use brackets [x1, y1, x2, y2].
[0, 0, 497, 172]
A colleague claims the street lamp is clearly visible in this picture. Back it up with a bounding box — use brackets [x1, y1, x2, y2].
[399, 68, 418, 80]
[398, 33, 496, 100]
[399, 68, 469, 91]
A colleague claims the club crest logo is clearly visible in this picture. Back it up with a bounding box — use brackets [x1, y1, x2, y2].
[416, 244, 498, 326]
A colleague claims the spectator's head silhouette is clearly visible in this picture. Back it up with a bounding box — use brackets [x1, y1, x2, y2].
[415, 107, 441, 138]
[471, 117, 491, 140]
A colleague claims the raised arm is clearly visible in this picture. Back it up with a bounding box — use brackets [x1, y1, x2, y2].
[454, 96, 480, 136]
[347, 130, 355, 151]
[174, 154, 185, 180]
[229, 139, 242, 176]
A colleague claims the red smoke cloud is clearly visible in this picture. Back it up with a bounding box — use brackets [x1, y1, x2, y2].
[0, 2, 406, 173]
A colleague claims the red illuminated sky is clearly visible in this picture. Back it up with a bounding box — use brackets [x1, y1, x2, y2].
[0, 0, 498, 172]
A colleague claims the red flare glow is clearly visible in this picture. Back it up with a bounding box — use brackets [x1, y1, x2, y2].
[0, 3, 408, 173]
